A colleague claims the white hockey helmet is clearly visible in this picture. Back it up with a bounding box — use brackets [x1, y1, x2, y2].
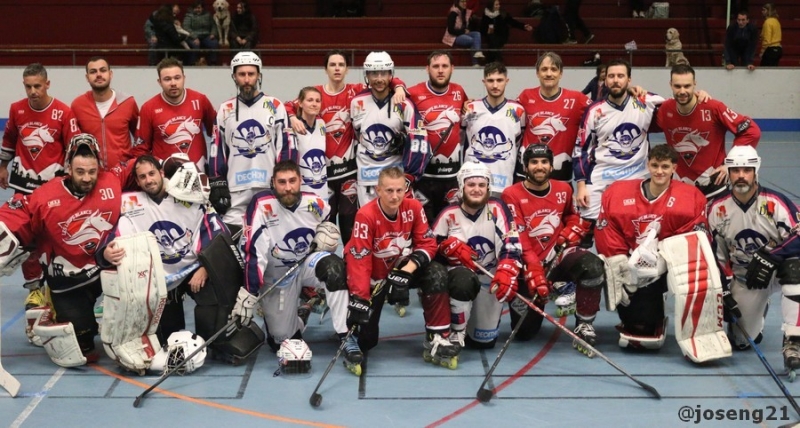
[150, 330, 207, 375]
[724, 145, 761, 178]
[276, 339, 312, 374]
[164, 154, 210, 204]
[230, 51, 262, 75]
[65, 133, 102, 169]
[363, 51, 394, 85]
[457, 160, 492, 198]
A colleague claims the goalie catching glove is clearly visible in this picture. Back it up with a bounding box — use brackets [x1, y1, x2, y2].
[313, 221, 340, 253]
[745, 248, 779, 290]
[230, 288, 258, 326]
[490, 259, 521, 303]
[439, 236, 477, 269]
[209, 177, 231, 215]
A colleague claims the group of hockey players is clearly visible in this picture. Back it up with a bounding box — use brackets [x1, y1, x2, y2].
[2, 46, 799, 385]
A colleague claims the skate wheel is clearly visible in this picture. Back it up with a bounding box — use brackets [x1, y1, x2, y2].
[444, 356, 458, 370]
[423, 350, 433, 363]
[395, 305, 406, 317]
[788, 370, 797, 382]
[342, 360, 362, 376]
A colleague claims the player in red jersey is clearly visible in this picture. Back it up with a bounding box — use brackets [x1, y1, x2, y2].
[285, 50, 406, 244]
[0, 63, 81, 309]
[517, 52, 592, 182]
[656, 64, 760, 198]
[131, 57, 216, 171]
[343, 167, 458, 370]
[407, 51, 469, 222]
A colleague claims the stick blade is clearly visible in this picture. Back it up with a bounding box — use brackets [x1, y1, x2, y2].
[133, 396, 144, 408]
[637, 381, 661, 399]
[476, 388, 493, 403]
[309, 392, 323, 408]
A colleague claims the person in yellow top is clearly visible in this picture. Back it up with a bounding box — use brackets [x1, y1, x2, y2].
[759, 3, 782, 66]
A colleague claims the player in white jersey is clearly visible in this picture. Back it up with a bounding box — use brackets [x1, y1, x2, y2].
[235, 160, 355, 367]
[350, 51, 430, 206]
[462, 62, 525, 194]
[431, 161, 521, 351]
[708, 146, 800, 371]
[208, 51, 291, 230]
[286, 87, 329, 202]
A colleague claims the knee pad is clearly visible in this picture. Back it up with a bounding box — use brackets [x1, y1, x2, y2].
[573, 252, 605, 288]
[313, 253, 347, 292]
[418, 261, 448, 295]
[447, 267, 481, 302]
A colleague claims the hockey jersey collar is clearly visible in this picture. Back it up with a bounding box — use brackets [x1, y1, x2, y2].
[730, 184, 761, 212]
[482, 97, 507, 114]
[604, 93, 630, 111]
[237, 92, 265, 108]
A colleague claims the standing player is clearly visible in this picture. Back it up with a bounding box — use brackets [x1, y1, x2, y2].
[235, 160, 353, 371]
[462, 62, 525, 195]
[574, 58, 665, 246]
[709, 146, 800, 371]
[344, 167, 456, 371]
[407, 51, 469, 222]
[286, 87, 329, 202]
[595, 145, 730, 362]
[71, 57, 139, 168]
[431, 161, 521, 352]
[0, 63, 80, 310]
[657, 64, 760, 198]
[208, 51, 291, 230]
[500, 144, 603, 355]
[132, 58, 216, 171]
[350, 51, 430, 206]
[517, 52, 592, 182]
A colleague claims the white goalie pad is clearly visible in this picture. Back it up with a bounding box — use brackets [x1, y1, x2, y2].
[25, 307, 47, 347]
[277, 339, 313, 374]
[617, 317, 668, 350]
[100, 232, 167, 374]
[0, 222, 29, 276]
[600, 254, 634, 311]
[628, 225, 667, 287]
[150, 330, 207, 375]
[32, 307, 86, 367]
[659, 231, 731, 363]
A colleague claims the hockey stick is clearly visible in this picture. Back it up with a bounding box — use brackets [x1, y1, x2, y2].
[731, 316, 800, 418]
[133, 243, 317, 408]
[475, 263, 661, 400]
[0, 295, 21, 398]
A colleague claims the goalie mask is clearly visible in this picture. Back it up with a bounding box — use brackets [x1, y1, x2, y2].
[164, 154, 211, 204]
[276, 339, 312, 375]
[150, 330, 207, 375]
[456, 160, 492, 199]
[65, 133, 102, 169]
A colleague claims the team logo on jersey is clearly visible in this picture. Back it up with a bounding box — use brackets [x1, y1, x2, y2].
[731, 229, 769, 267]
[308, 198, 325, 217]
[467, 236, 498, 270]
[299, 149, 327, 190]
[323, 109, 350, 145]
[271, 227, 315, 266]
[121, 195, 143, 214]
[670, 128, 710, 167]
[444, 187, 460, 205]
[18, 123, 57, 160]
[470, 126, 514, 163]
[631, 214, 662, 245]
[528, 114, 568, 144]
[506, 106, 524, 124]
[606, 123, 644, 160]
[523, 209, 562, 251]
[341, 179, 358, 203]
[423, 107, 460, 156]
[373, 232, 412, 268]
[59, 210, 114, 255]
[349, 246, 370, 260]
[150, 220, 193, 264]
[159, 117, 202, 151]
[363, 124, 401, 161]
[232, 119, 271, 159]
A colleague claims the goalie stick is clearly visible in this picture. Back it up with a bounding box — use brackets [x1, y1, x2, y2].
[0, 293, 21, 397]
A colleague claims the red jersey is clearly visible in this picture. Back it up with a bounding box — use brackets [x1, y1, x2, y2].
[1, 98, 79, 193]
[344, 197, 437, 301]
[0, 193, 35, 245]
[70, 90, 139, 169]
[27, 173, 121, 292]
[517, 87, 591, 180]
[657, 98, 760, 183]
[501, 179, 579, 269]
[132, 88, 216, 170]
[595, 179, 708, 257]
[407, 81, 467, 179]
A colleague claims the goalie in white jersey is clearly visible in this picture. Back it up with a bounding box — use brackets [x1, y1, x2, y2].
[708, 146, 800, 371]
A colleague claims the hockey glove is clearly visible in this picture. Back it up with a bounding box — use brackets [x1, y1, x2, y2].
[386, 268, 413, 306]
[745, 248, 780, 289]
[439, 236, 478, 270]
[313, 221, 341, 253]
[556, 219, 590, 249]
[722, 289, 742, 322]
[347, 295, 371, 327]
[230, 288, 258, 326]
[524, 264, 550, 303]
[490, 259, 521, 303]
[209, 177, 231, 215]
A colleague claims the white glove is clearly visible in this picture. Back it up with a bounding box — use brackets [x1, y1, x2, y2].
[313, 221, 340, 253]
[230, 288, 258, 326]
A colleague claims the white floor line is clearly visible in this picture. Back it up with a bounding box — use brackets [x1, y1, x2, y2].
[10, 367, 66, 428]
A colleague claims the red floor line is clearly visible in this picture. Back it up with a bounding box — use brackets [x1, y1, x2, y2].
[424, 316, 565, 428]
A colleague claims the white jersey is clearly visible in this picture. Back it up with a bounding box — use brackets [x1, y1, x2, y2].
[462, 98, 525, 191]
[574, 93, 665, 185]
[289, 117, 329, 202]
[209, 93, 291, 192]
[113, 191, 227, 289]
[240, 190, 330, 293]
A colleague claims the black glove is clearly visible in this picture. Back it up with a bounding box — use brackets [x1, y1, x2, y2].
[209, 177, 231, 215]
[347, 295, 371, 327]
[386, 268, 412, 306]
[722, 289, 742, 322]
[745, 248, 780, 289]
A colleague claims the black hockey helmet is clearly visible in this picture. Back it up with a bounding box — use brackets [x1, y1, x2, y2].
[522, 143, 553, 166]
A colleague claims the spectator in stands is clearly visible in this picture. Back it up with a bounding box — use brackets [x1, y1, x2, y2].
[563, 0, 593, 44]
[184, 0, 220, 65]
[582, 62, 607, 101]
[480, 0, 533, 63]
[443, 0, 485, 66]
[724, 12, 758, 70]
[148, 4, 189, 63]
[630, 0, 646, 18]
[230, 0, 259, 50]
[759, 3, 782, 67]
[145, 9, 159, 66]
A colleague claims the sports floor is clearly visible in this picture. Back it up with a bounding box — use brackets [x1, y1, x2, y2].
[1, 133, 799, 428]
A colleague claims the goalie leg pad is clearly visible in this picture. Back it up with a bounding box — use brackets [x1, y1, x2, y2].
[448, 266, 481, 302]
[100, 232, 167, 373]
[0, 222, 30, 276]
[617, 317, 668, 350]
[600, 254, 633, 311]
[25, 307, 47, 346]
[32, 308, 87, 367]
[214, 320, 266, 364]
[659, 231, 731, 362]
